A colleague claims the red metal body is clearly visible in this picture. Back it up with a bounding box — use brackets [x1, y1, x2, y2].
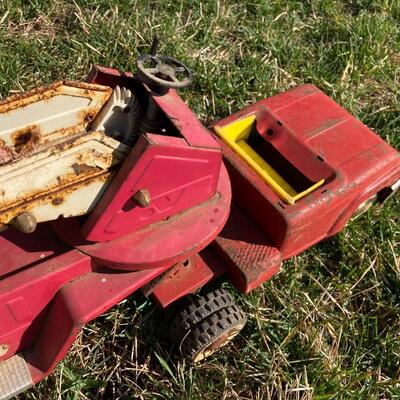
[0, 71, 398, 396]
[208, 84, 400, 292]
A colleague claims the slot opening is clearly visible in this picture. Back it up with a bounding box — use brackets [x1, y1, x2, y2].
[247, 125, 317, 193]
[214, 115, 325, 204]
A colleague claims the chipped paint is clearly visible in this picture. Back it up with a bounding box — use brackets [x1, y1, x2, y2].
[12, 125, 41, 155]
[0, 130, 129, 227]
[0, 81, 112, 165]
[0, 81, 111, 114]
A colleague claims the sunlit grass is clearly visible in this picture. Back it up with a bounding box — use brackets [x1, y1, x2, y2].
[1, 1, 398, 399]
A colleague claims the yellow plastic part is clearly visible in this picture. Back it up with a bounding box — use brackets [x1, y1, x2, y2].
[214, 115, 324, 204]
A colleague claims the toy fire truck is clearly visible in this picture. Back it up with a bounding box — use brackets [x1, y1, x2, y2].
[0, 41, 398, 399]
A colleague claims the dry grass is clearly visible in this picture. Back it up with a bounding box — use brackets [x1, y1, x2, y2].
[0, 0, 397, 399]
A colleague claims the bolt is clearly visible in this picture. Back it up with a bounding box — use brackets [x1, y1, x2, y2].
[132, 189, 151, 208]
[0, 344, 9, 357]
[14, 212, 37, 233]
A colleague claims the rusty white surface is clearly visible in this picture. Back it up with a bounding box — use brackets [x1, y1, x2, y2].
[0, 354, 33, 400]
[0, 81, 111, 156]
[0, 131, 129, 225]
[0, 81, 131, 226]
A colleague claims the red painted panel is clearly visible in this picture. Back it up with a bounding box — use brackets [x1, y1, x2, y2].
[151, 252, 224, 308]
[0, 224, 67, 279]
[82, 125, 221, 243]
[213, 206, 281, 293]
[0, 250, 91, 361]
[26, 266, 167, 383]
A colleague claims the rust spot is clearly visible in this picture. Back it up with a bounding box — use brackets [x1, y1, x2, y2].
[301, 85, 319, 95]
[55, 135, 82, 154]
[12, 125, 41, 155]
[0, 82, 62, 114]
[64, 80, 112, 94]
[0, 172, 110, 225]
[52, 197, 64, 205]
[77, 107, 100, 127]
[209, 331, 231, 350]
[85, 110, 97, 124]
[0, 80, 111, 115]
[0, 139, 15, 164]
[71, 163, 100, 175]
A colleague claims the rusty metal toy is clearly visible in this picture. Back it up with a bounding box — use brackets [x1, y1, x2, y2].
[0, 41, 399, 399]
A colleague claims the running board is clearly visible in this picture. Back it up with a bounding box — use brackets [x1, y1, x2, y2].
[0, 354, 33, 400]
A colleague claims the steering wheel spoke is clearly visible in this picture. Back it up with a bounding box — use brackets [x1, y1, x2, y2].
[174, 66, 186, 73]
[144, 67, 159, 74]
[170, 74, 180, 83]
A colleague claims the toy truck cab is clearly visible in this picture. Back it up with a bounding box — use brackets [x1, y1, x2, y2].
[211, 84, 400, 292]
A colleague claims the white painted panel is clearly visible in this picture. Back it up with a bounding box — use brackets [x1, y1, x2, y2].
[0, 95, 91, 143]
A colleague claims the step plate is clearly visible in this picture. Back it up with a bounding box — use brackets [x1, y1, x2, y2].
[0, 354, 33, 400]
[213, 205, 282, 293]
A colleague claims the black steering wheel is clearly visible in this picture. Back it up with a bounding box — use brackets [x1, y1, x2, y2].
[136, 54, 193, 89]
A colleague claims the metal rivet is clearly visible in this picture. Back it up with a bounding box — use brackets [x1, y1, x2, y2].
[132, 189, 151, 208]
[14, 212, 37, 233]
[0, 344, 9, 357]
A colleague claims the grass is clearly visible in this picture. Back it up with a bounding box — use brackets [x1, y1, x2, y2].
[0, 0, 398, 399]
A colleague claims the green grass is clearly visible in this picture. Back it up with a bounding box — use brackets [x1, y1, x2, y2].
[1, 0, 398, 399]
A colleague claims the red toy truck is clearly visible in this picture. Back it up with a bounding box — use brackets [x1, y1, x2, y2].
[0, 45, 399, 398]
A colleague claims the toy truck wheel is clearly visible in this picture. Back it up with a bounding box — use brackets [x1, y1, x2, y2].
[169, 288, 235, 338]
[182, 305, 246, 362]
[169, 288, 246, 362]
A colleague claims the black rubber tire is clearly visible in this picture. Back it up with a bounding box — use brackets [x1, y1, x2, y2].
[180, 304, 246, 362]
[168, 288, 235, 341]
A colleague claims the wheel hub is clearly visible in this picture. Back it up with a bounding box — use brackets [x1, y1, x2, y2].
[157, 63, 175, 77]
[193, 323, 245, 363]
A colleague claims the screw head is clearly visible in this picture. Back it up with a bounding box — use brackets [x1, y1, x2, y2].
[0, 344, 9, 357]
[132, 189, 151, 208]
[14, 212, 37, 233]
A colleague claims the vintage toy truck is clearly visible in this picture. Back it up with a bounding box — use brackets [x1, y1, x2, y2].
[0, 43, 398, 399]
